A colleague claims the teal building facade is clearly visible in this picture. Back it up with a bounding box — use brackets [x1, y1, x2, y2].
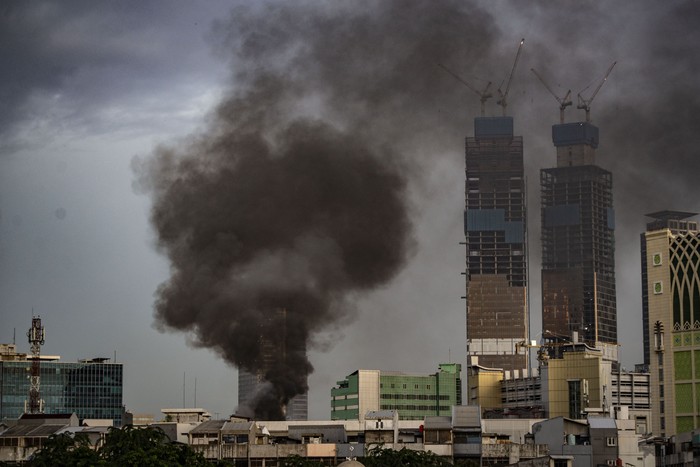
[331, 363, 462, 421]
[0, 355, 123, 426]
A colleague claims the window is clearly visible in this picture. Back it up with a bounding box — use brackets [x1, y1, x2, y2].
[606, 437, 617, 446]
[568, 380, 582, 419]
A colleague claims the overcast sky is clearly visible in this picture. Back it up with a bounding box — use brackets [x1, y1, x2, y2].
[1, 1, 699, 420]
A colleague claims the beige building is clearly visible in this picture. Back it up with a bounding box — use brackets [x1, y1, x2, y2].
[642, 211, 700, 436]
[468, 344, 650, 429]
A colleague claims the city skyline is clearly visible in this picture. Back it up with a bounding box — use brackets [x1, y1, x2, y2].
[1, 1, 699, 421]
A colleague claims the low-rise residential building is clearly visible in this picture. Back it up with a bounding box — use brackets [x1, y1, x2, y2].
[0, 413, 79, 463]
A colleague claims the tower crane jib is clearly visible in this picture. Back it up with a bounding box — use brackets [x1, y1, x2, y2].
[496, 38, 525, 116]
[577, 61, 617, 122]
[438, 63, 493, 117]
[530, 68, 572, 124]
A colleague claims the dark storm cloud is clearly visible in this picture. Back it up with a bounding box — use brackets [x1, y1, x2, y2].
[138, 0, 499, 419]
[600, 3, 700, 217]
[0, 1, 224, 147]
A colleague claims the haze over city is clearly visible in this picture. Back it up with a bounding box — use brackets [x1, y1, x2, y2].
[1, 1, 699, 421]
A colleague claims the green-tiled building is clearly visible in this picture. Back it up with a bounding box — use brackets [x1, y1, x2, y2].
[0, 345, 123, 426]
[331, 363, 462, 421]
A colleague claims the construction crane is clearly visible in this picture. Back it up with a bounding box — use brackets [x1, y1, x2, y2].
[530, 68, 572, 124]
[437, 62, 492, 117]
[496, 38, 525, 116]
[576, 61, 617, 122]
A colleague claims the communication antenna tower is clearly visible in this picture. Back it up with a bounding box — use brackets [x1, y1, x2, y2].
[26, 316, 45, 414]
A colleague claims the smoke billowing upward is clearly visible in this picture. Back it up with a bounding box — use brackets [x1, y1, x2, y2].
[135, 0, 497, 418]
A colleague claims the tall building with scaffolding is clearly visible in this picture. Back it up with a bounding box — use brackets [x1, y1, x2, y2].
[641, 211, 700, 436]
[540, 122, 617, 358]
[464, 116, 528, 373]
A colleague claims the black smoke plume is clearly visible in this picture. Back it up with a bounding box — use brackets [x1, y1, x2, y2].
[135, 0, 497, 419]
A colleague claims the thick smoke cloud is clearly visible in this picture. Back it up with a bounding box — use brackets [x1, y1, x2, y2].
[137, 0, 497, 418]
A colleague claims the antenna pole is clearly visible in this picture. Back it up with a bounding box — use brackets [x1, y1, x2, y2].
[26, 316, 45, 414]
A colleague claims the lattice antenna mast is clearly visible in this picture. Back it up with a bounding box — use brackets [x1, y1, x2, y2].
[26, 316, 45, 414]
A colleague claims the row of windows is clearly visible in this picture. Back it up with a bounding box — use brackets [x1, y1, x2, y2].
[380, 404, 451, 411]
[380, 394, 450, 401]
[381, 383, 432, 390]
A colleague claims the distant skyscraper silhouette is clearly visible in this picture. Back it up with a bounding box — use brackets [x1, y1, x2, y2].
[237, 308, 308, 420]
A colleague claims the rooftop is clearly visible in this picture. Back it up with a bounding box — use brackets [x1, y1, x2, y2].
[645, 210, 698, 221]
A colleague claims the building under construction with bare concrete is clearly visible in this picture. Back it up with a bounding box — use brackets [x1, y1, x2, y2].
[540, 121, 617, 357]
[464, 116, 528, 373]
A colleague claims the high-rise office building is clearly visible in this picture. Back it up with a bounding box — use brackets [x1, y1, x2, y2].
[540, 122, 617, 357]
[237, 309, 308, 421]
[0, 344, 123, 426]
[464, 116, 528, 373]
[642, 211, 700, 436]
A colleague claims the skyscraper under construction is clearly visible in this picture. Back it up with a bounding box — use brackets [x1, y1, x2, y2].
[540, 122, 617, 357]
[464, 116, 528, 373]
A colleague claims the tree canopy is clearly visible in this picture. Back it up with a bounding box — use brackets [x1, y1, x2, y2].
[29, 425, 209, 467]
[362, 446, 452, 466]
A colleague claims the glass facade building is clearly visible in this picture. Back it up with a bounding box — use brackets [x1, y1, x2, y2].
[0, 357, 123, 426]
[541, 122, 617, 348]
[464, 116, 528, 372]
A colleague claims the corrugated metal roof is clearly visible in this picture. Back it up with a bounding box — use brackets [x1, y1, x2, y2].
[189, 420, 226, 434]
[588, 417, 616, 429]
[0, 423, 66, 437]
[424, 416, 451, 430]
[452, 406, 480, 429]
[221, 421, 254, 433]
